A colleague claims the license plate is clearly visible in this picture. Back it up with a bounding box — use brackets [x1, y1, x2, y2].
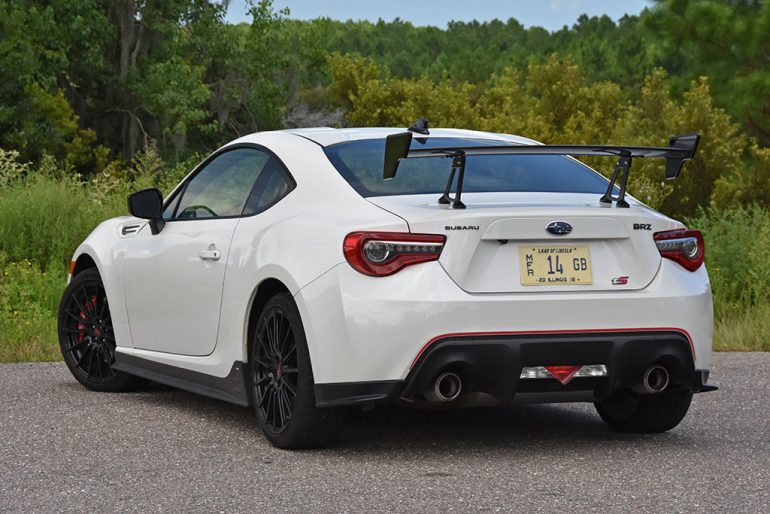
[519, 246, 592, 285]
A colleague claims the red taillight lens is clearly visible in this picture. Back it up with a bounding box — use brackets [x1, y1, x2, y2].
[343, 232, 446, 277]
[654, 229, 704, 271]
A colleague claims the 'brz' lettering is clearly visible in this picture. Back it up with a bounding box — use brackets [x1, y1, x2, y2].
[633, 223, 652, 230]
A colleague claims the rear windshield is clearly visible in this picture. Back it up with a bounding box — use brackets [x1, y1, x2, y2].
[324, 137, 610, 197]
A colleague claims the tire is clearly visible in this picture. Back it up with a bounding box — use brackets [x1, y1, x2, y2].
[58, 268, 147, 392]
[595, 390, 693, 433]
[250, 293, 346, 449]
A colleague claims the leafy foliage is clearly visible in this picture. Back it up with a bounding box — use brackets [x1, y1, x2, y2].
[328, 54, 756, 217]
[687, 206, 770, 313]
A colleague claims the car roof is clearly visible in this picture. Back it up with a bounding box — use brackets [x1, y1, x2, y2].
[248, 127, 542, 147]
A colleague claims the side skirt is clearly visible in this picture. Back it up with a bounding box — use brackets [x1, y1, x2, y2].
[113, 353, 252, 407]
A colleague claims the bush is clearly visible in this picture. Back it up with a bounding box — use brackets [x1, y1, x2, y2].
[687, 205, 770, 351]
[687, 206, 770, 314]
[0, 253, 62, 362]
[0, 173, 125, 269]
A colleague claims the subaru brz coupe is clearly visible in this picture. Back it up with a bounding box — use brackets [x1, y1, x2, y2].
[58, 121, 716, 448]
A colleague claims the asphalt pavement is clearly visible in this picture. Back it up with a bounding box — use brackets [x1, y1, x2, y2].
[1, 353, 768, 513]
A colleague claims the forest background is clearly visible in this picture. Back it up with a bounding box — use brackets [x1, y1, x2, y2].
[1, 0, 769, 361]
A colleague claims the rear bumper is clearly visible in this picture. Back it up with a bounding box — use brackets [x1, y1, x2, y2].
[296, 259, 713, 394]
[314, 331, 713, 407]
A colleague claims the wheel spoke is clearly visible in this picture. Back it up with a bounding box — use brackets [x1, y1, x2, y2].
[276, 389, 286, 427]
[98, 295, 108, 321]
[64, 310, 88, 325]
[278, 322, 292, 357]
[253, 355, 274, 370]
[283, 380, 296, 397]
[86, 346, 97, 375]
[271, 316, 282, 356]
[77, 285, 95, 317]
[63, 339, 87, 353]
[279, 388, 292, 422]
[256, 389, 269, 408]
[103, 348, 115, 375]
[277, 316, 289, 354]
[263, 316, 274, 354]
[94, 350, 105, 379]
[271, 314, 280, 353]
[74, 346, 90, 367]
[104, 346, 116, 364]
[99, 346, 112, 377]
[270, 389, 279, 427]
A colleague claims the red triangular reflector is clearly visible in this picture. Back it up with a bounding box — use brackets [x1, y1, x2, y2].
[545, 365, 583, 385]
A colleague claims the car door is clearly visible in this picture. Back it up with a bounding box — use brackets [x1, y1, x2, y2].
[122, 146, 270, 356]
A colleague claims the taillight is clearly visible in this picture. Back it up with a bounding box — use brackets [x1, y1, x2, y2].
[654, 229, 704, 271]
[343, 232, 446, 277]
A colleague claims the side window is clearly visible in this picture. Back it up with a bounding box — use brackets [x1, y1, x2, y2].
[174, 148, 269, 219]
[242, 157, 295, 216]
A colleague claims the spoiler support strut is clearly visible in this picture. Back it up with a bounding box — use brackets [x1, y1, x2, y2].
[600, 153, 632, 208]
[437, 153, 467, 209]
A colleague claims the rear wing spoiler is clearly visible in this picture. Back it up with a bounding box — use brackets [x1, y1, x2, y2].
[383, 132, 700, 208]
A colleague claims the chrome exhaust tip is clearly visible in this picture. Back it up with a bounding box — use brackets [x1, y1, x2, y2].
[633, 365, 670, 395]
[426, 372, 462, 402]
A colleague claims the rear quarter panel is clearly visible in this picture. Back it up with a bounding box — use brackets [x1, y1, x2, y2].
[214, 133, 408, 364]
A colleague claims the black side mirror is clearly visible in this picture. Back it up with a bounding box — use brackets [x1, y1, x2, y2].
[128, 188, 165, 235]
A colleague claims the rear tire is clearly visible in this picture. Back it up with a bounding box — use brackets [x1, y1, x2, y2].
[58, 268, 147, 392]
[595, 390, 693, 433]
[250, 293, 346, 449]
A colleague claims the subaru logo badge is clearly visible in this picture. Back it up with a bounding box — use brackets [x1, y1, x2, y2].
[546, 221, 572, 236]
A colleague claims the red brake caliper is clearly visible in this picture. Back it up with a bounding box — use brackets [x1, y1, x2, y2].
[77, 295, 98, 342]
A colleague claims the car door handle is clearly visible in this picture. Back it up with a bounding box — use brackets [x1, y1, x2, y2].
[199, 249, 221, 261]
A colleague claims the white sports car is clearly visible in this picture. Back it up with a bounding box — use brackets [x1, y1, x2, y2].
[58, 121, 716, 448]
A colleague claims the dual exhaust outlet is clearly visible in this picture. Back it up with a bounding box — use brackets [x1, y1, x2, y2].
[633, 365, 670, 395]
[425, 365, 669, 402]
[425, 371, 463, 402]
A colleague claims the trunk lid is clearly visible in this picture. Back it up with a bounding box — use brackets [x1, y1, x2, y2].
[368, 192, 679, 293]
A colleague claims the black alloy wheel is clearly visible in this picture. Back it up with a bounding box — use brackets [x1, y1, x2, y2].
[58, 268, 146, 392]
[250, 293, 346, 449]
[252, 305, 298, 434]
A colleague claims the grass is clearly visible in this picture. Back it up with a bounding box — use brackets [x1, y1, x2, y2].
[714, 304, 770, 352]
[0, 256, 62, 362]
[0, 151, 768, 362]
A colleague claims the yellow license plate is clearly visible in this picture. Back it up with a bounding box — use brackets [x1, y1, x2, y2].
[519, 246, 592, 285]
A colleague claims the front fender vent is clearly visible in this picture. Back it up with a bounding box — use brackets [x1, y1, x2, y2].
[120, 224, 141, 236]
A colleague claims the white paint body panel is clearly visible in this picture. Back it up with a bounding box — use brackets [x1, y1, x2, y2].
[123, 219, 238, 355]
[369, 193, 673, 293]
[67, 128, 713, 387]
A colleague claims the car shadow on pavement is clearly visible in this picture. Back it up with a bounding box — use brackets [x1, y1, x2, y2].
[101, 381, 693, 453]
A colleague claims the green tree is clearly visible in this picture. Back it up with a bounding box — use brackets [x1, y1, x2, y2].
[642, 0, 770, 145]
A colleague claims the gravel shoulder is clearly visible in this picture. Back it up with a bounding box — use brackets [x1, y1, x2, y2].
[1, 353, 768, 513]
